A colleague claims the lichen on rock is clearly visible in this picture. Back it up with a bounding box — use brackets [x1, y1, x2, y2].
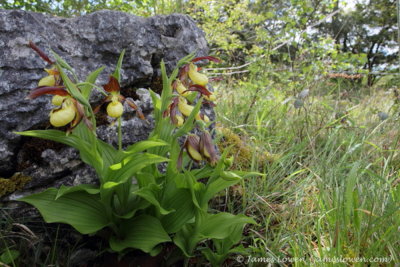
[0, 173, 31, 197]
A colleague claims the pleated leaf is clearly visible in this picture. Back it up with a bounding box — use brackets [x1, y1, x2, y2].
[20, 188, 109, 234]
[109, 215, 170, 253]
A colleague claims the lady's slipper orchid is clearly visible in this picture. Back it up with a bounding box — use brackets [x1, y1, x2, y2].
[187, 57, 221, 87]
[28, 42, 61, 88]
[185, 135, 203, 162]
[107, 98, 124, 118]
[173, 80, 191, 97]
[181, 84, 216, 102]
[29, 41, 54, 65]
[188, 63, 208, 86]
[95, 76, 145, 120]
[38, 73, 58, 87]
[49, 100, 77, 127]
[164, 97, 185, 127]
[51, 95, 66, 106]
[177, 97, 209, 122]
[28, 86, 92, 130]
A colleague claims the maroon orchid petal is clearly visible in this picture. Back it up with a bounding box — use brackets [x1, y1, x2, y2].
[177, 146, 184, 169]
[28, 86, 69, 99]
[179, 64, 190, 86]
[199, 131, 218, 166]
[172, 80, 178, 90]
[163, 106, 171, 118]
[170, 108, 178, 125]
[103, 76, 120, 92]
[126, 99, 146, 121]
[191, 56, 221, 63]
[164, 96, 178, 119]
[185, 84, 212, 96]
[71, 100, 93, 131]
[28, 41, 55, 65]
[70, 102, 83, 129]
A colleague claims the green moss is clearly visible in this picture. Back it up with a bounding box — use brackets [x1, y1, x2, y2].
[217, 126, 281, 169]
[0, 173, 31, 197]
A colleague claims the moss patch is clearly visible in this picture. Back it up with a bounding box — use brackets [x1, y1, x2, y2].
[216, 126, 280, 169]
[0, 173, 31, 197]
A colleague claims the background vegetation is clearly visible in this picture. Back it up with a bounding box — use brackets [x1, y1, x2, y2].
[1, 0, 399, 265]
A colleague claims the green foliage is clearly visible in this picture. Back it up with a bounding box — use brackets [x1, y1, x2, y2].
[15, 49, 255, 263]
[215, 65, 400, 264]
[0, 249, 19, 265]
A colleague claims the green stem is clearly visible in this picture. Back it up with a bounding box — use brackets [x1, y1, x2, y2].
[118, 117, 122, 151]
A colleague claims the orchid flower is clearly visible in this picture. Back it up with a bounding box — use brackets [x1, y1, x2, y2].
[94, 76, 145, 120]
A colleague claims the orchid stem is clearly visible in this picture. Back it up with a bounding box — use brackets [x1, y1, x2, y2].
[118, 117, 122, 151]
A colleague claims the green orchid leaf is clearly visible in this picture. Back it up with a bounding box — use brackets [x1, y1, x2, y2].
[109, 215, 170, 253]
[203, 178, 241, 206]
[51, 51, 74, 72]
[176, 171, 204, 210]
[56, 184, 100, 200]
[149, 89, 162, 122]
[173, 224, 197, 257]
[160, 60, 172, 116]
[198, 212, 256, 240]
[134, 183, 174, 215]
[201, 247, 227, 267]
[81, 66, 105, 99]
[160, 185, 196, 233]
[175, 212, 255, 257]
[135, 172, 156, 188]
[124, 139, 169, 154]
[15, 129, 103, 175]
[56, 62, 90, 108]
[174, 98, 202, 138]
[20, 188, 109, 234]
[112, 49, 125, 82]
[0, 249, 19, 265]
[15, 129, 80, 147]
[108, 153, 168, 183]
[103, 181, 120, 189]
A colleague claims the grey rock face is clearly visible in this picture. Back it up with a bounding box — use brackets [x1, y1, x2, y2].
[0, 9, 208, 170]
[0, 9, 209, 199]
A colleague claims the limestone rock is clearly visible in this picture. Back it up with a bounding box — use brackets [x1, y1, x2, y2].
[0, 9, 208, 186]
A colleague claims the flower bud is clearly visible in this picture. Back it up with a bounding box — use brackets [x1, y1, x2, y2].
[107, 100, 124, 118]
[51, 95, 65, 106]
[186, 135, 203, 162]
[223, 156, 234, 167]
[38, 75, 57, 87]
[220, 171, 241, 181]
[188, 63, 208, 86]
[199, 131, 218, 165]
[49, 105, 76, 127]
